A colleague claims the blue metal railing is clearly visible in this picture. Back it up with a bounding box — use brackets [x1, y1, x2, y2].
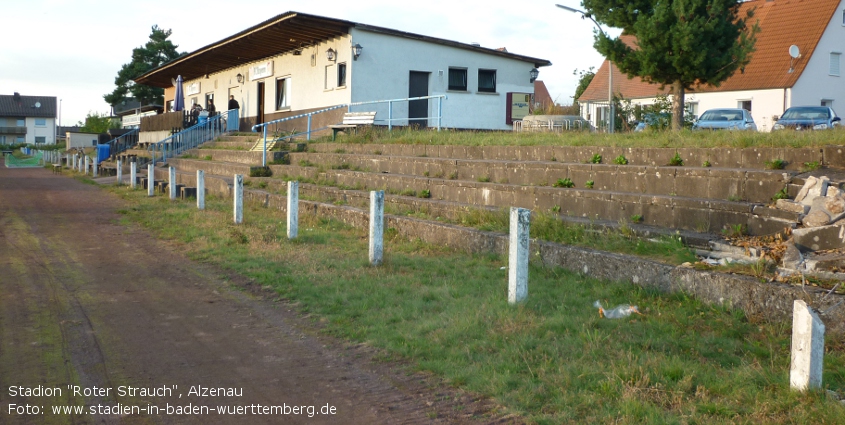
[148, 109, 237, 165]
[251, 95, 447, 166]
[102, 128, 139, 159]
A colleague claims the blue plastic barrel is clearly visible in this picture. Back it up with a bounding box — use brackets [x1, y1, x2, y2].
[97, 144, 111, 163]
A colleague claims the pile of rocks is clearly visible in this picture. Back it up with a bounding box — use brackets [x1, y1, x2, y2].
[778, 176, 845, 274]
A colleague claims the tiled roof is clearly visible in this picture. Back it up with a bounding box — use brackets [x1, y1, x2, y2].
[579, 0, 842, 101]
[534, 80, 554, 107]
[0, 94, 57, 118]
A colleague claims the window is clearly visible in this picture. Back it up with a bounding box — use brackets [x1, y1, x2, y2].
[685, 102, 699, 118]
[16, 136, 24, 143]
[275, 77, 290, 110]
[842, 9, 845, 25]
[738, 100, 752, 112]
[830, 52, 841, 76]
[35, 118, 46, 127]
[0, 136, 5, 143]
[337, 63, 347, 87]
[34, 136, 46, 144]
[325, 64, 334, 89]
[478, 69, 496, 93]
[16, 119, 24, 127]
[205, 93, 214, 110]
[822, 99, 834, 108]
[448, 68, 467, 91]
[166, 100, 173, 112]
[91, 140, 97, 146]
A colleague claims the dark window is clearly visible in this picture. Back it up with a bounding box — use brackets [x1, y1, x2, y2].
[738, 100, 751, 112]
[478, 69, 496, 93]
[35, 136, 46, 144]
[337, 63, 347, 87]
[448, 68, 467, 91]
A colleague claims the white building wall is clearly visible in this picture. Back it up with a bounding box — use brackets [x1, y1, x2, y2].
[350, 28, 538, 130]
[66, 132, 99, 149]
[25, 117, 57, 145]
[791, 0, 845, 114]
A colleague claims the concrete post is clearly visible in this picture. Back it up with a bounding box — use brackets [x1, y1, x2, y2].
[147, 164, 155, 197]
[508, 207, 531, 304]
[130, 162, 137, 188]
[93, 159, 99, 177]
[72, 154, 78, 171]
[369, 190, 384, 266]
[287, 181, 299, 239]
[169, 167, 177, 200]
[79, 157, 83, 173]
[116, 159, 122, 184]
[84, 156, 89, 175]
[66, 154, 70, 169]
[790, 300, 825, 391]
[234, 174, 243, 224]
[197, 170, 205, 210]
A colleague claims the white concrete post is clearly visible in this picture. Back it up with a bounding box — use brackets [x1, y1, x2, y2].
[93, 158, 99, 177]
[66, 154, 70, 169]
[197, 170, 205, 210]
[287, 181, 299, 239]
[130, 162, 137, 188]
[369, 190, 384, 266]
[147, 164, 155, 197]
[116, 159, 122, 184]
[72, 154, 78, 171]
[234, 174, 243, 224]
[83, 156, 89, 175]
[508, 207, 531, 304]
[169, 166, 177, 200]
[79, 157, 84, 172]
[790, 300, 825, 391]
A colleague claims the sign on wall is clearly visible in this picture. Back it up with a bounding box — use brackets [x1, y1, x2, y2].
[250, 61, 274, 81]
[186, 82, 201, 96]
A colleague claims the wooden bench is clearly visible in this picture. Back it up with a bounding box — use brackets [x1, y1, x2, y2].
[51, 163, 63, 174]
[329, 112, 377, 141]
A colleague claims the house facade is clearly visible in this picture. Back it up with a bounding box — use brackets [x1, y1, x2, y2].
[578, 0, 845, 132]
[135, 12, 550, 134]
[0, 93, 58, 144]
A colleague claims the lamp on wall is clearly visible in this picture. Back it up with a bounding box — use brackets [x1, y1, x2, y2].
[352, 43, 363, 61]
[236, 73, 244, 84]
[326, 48, 337, 61]
[529, 68, 539, 83]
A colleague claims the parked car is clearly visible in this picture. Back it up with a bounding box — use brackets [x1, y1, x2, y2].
[633, 112, 671, 132]
[692, 108, 757, 131]
[773, 106, 841, 131]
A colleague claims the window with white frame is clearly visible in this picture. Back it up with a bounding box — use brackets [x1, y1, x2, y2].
[325, 64, 334, 89]
[35, 136, 46, 144]
[275, 77, 290, 110]
[35, 118, 46, 127]
[337, 63, 347, 88]
[830, 52, 841, 76]
[478, 69, 497, 93]
[738, 100, 752, 112]
[448, 68, 467, 91]
[16, 119, 24, 127]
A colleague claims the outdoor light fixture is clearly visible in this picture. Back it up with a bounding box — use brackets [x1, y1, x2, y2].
[352, 43, 363, 61]
[556, 3, 614, 133]
[236, 73, 244, 84]
[529, 68, 539, 83]
[326, 48, 336, 61]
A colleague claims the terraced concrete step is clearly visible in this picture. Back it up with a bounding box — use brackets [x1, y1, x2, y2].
[184, 149, 284, 165]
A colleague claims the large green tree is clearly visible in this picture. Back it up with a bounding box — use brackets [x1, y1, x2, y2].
[77, 112, 120, 134]
[104, 25, 183, 107]
[581, 0, 758, 130]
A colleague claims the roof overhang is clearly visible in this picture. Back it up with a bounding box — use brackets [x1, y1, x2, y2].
[135, 12, 355, 88]
[135, 11, 551, 89]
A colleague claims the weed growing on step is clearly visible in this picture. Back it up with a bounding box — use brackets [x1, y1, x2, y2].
[702, 160, 711, 167]
[477, 176, 491, 183]
[553, 178, 574, 188]
[772, 187, 790, 201]
[668, 152, 684, 166]
[613, 155, 628, 165]
[585, 180, 594, 189]
[802, 161, 821, 172]
[765, 159, 787, 170]
[590, 153, 602, 164]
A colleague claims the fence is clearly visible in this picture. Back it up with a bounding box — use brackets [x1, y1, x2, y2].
[149, 109, 237, 165]
[3, 149, 43, 168]
[251, 95, 448, 166]
[101, 128, 139, 160]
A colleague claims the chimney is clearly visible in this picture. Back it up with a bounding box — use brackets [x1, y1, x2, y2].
[13, 92, 21, 101]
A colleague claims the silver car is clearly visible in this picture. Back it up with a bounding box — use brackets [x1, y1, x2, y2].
[693, 108, 757, 131]
[772, 106, 841, 131]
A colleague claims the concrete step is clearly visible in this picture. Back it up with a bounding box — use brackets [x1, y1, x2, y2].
[183, 149, 285, 165]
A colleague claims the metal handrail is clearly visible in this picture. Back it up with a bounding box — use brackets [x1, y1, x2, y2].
[148, 110, 232, 165]
[251, 95, 448, 166]
[103, 128, 139, 159]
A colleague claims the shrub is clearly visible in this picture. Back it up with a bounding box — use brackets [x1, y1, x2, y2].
[553, 178, 574, 188]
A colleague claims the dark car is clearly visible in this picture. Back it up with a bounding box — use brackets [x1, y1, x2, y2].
[693, 108, 757, 131]
[773, 106, 841, 131]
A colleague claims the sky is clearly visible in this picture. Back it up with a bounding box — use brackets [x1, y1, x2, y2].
[1, 0, 620, 125]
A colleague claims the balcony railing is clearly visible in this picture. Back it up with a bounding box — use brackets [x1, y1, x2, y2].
[0, 126, 27, 135]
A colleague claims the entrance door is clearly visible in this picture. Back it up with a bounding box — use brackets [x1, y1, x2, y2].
[408, 71, 429, 129]
[256, 81, 265, 125]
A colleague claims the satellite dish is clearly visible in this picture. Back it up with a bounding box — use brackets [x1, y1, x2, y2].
[34, 102, 41, 108]
[789, 45, 801, 59]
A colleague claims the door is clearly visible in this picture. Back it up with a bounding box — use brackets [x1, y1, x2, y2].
[408, 71, 429, 129]
[256, 81, 265, 125]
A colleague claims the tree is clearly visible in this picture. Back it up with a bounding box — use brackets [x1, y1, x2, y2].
[77, 112, 120, 134]
[572, 67, 596, 103]
[104, 25, 183, 107]
[581, 0, 758, 130]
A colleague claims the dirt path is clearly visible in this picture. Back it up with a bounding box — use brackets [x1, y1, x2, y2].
[0, 162, 500, 424]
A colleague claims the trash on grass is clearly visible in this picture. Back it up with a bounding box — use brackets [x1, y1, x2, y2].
[593, 300, 643, 319]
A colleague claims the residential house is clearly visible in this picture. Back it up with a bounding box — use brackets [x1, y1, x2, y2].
[134, 11, 551, 137]
[0, 92, 57, 144]
[577, 0, 845, 132]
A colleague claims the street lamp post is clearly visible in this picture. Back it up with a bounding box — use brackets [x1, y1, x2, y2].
[556, 4, 614, 133]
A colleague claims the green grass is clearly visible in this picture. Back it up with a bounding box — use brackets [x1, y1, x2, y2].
[103, 186, 845, 424]
[310, 126, 845, 149]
